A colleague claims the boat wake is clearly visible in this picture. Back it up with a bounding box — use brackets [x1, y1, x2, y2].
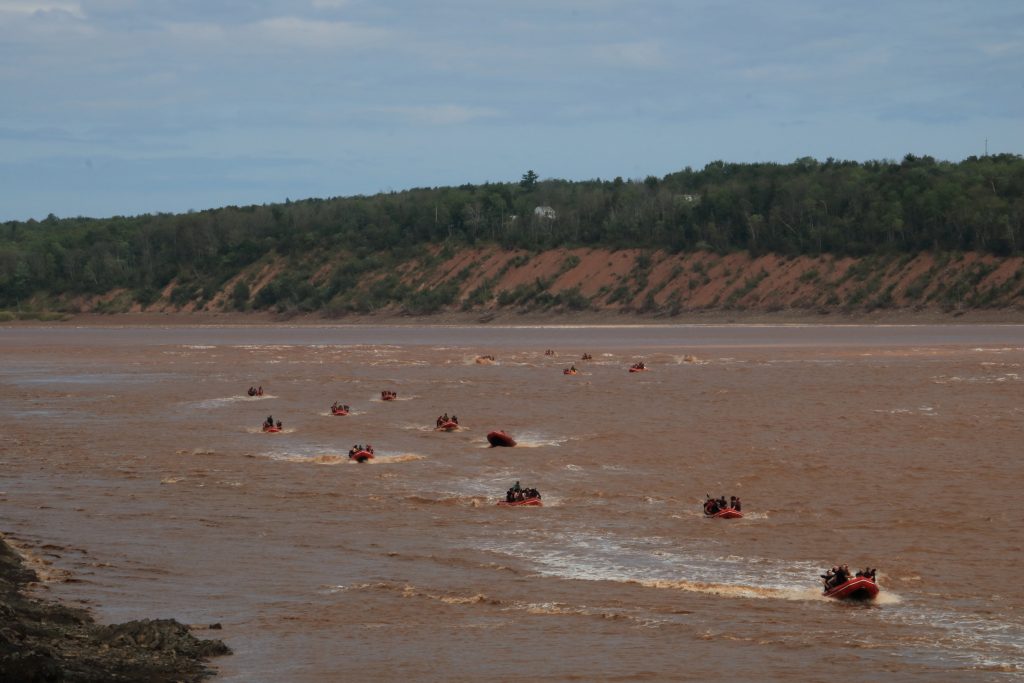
[477, 531, 828, 602]
[505, 432, 569, 448]
[195, 394, 275, 409]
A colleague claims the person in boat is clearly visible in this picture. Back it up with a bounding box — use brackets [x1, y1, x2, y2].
[257, 386, 263, 396]
[264, 415, 274, 428]
[704, 496, 719, 515]
[451, 415, 458, 425]
[275, 420, 282, 430]
[824, 565, 849, 589]
[734, 497, 742, 511]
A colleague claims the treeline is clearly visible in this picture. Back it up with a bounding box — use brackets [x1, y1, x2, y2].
[1, 154, 1022, 311]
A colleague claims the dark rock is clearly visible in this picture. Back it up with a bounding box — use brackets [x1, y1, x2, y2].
[0, 533, 230, 682]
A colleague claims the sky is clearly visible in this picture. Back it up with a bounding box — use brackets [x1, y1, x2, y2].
[1, 0, 1022, 221]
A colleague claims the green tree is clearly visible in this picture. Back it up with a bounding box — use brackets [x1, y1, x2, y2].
[520, 170, 539, 191]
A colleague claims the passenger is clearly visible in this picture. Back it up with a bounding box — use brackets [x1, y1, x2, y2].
[734, 497, 741, 511]
[718, 496, 727, 511]
[258, 386, 263, 396]
[506, 488, 514, 502]
[834, 565, 848, 585]
[452, 415, 458, 424]
[821, 567, 835, 588]
[275, 420, 282, 429]
[513, 481, 521, 493]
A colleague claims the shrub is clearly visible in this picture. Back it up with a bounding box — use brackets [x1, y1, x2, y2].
[231, 281, 251, 310]
[798, 268, 820, 284]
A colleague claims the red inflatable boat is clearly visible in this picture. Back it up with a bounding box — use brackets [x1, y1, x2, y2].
[486, 431, 516, 447]
[262, 425, 281, 433]
[823, 576, 879, 601]
[349, 449, 374, 463]
[703, 501, 742, 518]
[331, 407, 349, 416]
[497, 497, 542, 507]
[436, 420, 459, 431]
[563, 369, 578, 375]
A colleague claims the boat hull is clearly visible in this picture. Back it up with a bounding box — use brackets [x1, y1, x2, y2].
[331, 409, 349, 416]
[497, 497, 542, 507]
[823, 577, 879, 601]
[486, 431, 516, 447]
[436, 421, 459, 431]
[262, 426, 281, 433]
[349, 450, 373, 463]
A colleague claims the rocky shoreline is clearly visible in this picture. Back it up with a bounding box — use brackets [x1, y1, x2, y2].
[0, 533, 230, 682]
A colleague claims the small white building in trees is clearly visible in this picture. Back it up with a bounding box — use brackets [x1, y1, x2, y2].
[533, 206, 556, 220]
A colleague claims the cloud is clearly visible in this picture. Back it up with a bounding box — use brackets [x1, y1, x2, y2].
[978, 40, 1024, 56]
[595, 41, 667, 69]
[163, 20, 226, 42]
[372, 104, 498, 126]
[311, 0, 349, 8]
[0, 0, 82, 16]
[247, 16, 392, 50]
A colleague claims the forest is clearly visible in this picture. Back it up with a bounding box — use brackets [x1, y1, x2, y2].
[1, 154, 1022, 314]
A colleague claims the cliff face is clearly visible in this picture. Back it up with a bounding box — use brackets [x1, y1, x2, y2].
[63, 248, 1024, 318]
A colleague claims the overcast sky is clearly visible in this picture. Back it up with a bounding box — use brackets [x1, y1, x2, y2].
[1, 0, 1021, 221]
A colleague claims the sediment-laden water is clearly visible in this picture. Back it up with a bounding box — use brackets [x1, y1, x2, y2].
[1, 324, 1022, 681]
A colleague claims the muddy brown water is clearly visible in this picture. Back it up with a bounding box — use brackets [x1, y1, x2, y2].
[1, 324, 1022, 681]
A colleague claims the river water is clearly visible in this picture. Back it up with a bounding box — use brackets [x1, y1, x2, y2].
[1, 324, 1022, 681]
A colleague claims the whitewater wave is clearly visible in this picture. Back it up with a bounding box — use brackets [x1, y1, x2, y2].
[196, 394, 275, 409]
